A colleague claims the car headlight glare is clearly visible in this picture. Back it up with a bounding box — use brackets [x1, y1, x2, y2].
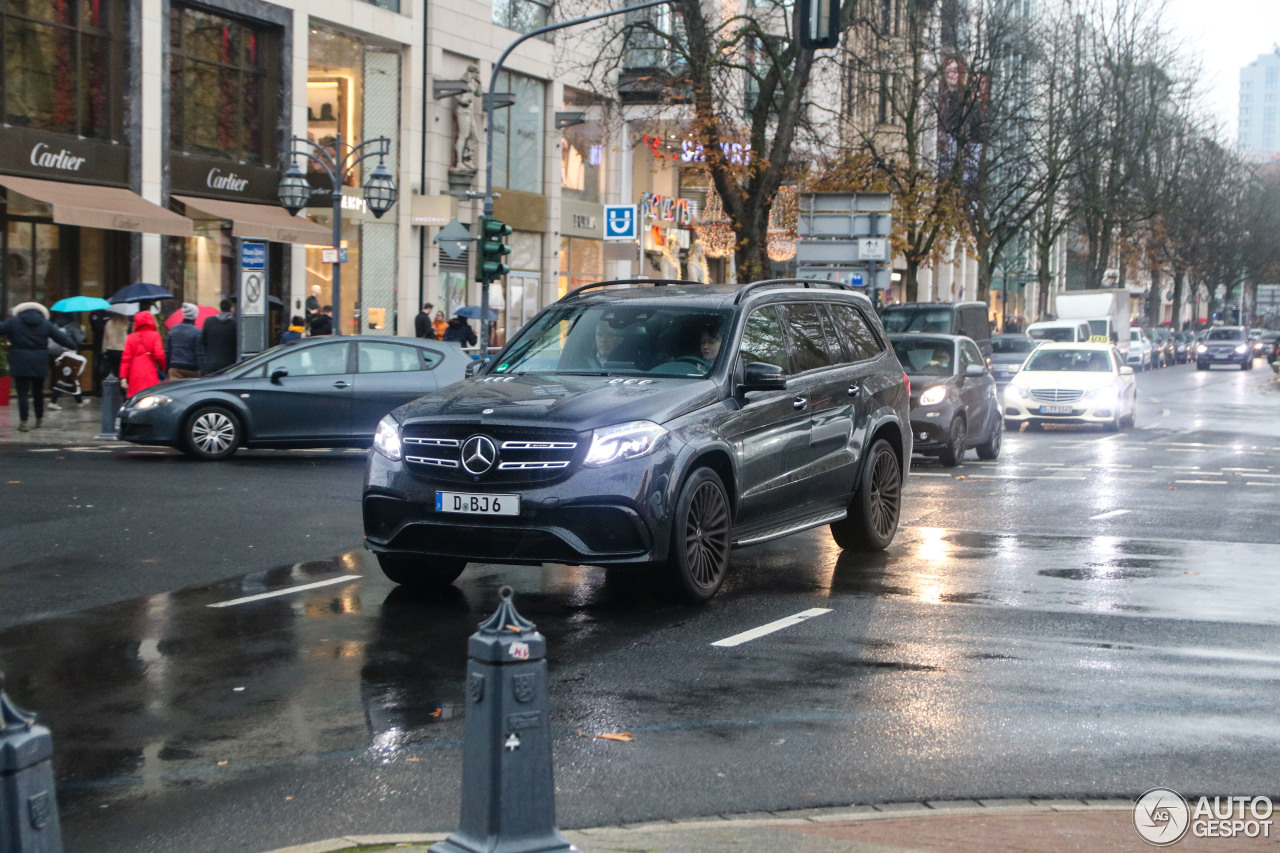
[919, 386, 947, 406]
[1196, 344, 1207, 353]
[1005, 384, 1029, 400]
[373, 415, 403, 462]
[1087, 387, 1118, 406]
[133, 394, 171, 410]
[1235, 344, 1247, 354]
[583, 420, 668, 467]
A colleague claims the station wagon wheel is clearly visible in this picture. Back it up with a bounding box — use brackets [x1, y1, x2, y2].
[182, 406, 241, 460]
[377, 553, 467, 590]
[830, 439, 902, 552]
[938, 417, 966, 467]
[666, 467, 731, 603]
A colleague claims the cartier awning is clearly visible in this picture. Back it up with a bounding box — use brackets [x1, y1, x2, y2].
[174, 195, 330, 244]
[0, 175, 193, 237]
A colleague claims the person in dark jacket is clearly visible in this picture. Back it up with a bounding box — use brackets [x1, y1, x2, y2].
[165, 302, 204, 379]
[308, 305, 333, 337]
[442, 314, 477, 346]
[201, 298, 238, 375]
[0, 301, 76, 431]
[280, 315, 305, 344]
[414, 303, 436, 339]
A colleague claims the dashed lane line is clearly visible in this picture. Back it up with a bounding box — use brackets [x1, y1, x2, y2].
[1089, 509, 1132, 520]
[711, 608, 832, 647]
[1173, 479, 1228, 485]
[207, 575, 361, 608]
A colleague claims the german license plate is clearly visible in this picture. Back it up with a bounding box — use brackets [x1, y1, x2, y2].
[436, 491, 520, 516]
[1215, 353, 1228, 359]
[1039, 404, 1073, 414]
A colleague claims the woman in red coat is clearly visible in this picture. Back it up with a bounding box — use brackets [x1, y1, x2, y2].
[119, 311, 167, 397]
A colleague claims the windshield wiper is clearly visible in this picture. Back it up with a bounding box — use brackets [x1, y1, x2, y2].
[555, 370, 612, 376]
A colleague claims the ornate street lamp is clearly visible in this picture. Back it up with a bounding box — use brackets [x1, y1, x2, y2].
[278, 133, 397, 334]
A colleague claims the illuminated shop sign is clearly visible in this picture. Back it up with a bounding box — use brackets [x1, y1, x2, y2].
[642, 135, 752, 166]
[640, 192, 692, 226]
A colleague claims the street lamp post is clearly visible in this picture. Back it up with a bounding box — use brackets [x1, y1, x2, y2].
[475, 0, 672, 360]
[278, 134, 397, 335]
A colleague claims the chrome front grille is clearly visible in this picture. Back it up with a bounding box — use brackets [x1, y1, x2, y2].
[1030, 388, 1084, 403]
[400, 425, 582, 483]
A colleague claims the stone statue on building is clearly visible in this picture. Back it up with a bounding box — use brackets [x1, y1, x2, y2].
[453, 64, 482, 173]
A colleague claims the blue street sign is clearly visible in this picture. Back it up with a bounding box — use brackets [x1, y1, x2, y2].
[604, 204, 637, 241]
[849, 273, 864, 287]
[240, 242, 266, 270]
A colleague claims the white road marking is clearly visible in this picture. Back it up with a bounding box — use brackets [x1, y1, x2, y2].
[1090, 509, 1131, 520]
[28, 448, 62, 452]
[1153, 465, 1200, 470]
[1147, 397, 1162, 403]
[1173, 480, 1228, 485]
[1247, 481, 1280, 487]
[207, 575, 361, 608]
[913, 472, 951, 477]
[711, 608, 832, 647]
[1222, 468, 1269, 473]
[1238, 472, 1280, 478]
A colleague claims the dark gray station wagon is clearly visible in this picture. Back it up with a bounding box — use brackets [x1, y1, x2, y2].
[363, 279, 912, 603]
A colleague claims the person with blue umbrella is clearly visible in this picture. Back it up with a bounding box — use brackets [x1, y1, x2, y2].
[0, 302, 77, 431]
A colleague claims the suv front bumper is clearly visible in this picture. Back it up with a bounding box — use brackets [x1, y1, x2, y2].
[363, 447, 678, 567]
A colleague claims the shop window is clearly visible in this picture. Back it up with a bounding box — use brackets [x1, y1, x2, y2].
[560, 97, 604, 202]
[169, 5, 279, 164]
[490, 71, 544, 195]
[558, 236, 603, 298]
[2, 0, 124, 139]
[492, 0, 549, 35]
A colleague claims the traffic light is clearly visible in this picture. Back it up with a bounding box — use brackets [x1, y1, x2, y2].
[477, 215, 512, 284]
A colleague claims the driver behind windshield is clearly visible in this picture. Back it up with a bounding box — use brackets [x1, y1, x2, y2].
[587, 317, 627, 368]
[700, 322, 723, 362]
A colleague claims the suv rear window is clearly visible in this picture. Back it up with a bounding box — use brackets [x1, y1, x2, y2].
[783, 303, 837, 373]
[829, 303, 883, 361]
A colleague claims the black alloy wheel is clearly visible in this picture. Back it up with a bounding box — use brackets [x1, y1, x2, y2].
[830, 439, 902, 552]
[938, 417, 966, 467]
[976, 416, 1002, 460]
[182, 406, 242, 460]
[377, 553, 467, 590]
[667, 467, 731, 603]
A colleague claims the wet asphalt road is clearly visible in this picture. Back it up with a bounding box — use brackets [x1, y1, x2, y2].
[1, 361, 1279, 852]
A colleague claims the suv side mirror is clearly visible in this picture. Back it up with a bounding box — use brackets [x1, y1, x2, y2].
[964, 363, 985, 377]
[270, 367, 288, 384]
[1119, 365, 1134, 376]
[739, 361, 786, 393]
[464, 360, 482, 378]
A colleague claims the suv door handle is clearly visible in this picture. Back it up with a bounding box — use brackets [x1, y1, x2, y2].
[333, 380, 351, 389]
[848, 385, 860, 397]
[793, 396, 807, 410]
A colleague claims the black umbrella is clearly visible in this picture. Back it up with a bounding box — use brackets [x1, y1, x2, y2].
[109, 282, 175, 304]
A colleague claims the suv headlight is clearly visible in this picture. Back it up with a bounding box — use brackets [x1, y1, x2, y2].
[1196, 344, 1207, 353]
[583, 420, 668, 467]
[918, 386, 947, 406]
[373, 415, 403, 462]
[133, 394, 171, 410]
[1235, 344, 1247, 354]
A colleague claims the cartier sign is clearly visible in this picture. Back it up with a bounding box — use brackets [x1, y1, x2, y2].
[207, 168, 250, 193]
[0, 127, 130, 186]
[171, 154, 280, 203]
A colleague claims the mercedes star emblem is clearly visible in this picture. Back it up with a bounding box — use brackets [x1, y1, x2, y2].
[461, 435, 497, 475]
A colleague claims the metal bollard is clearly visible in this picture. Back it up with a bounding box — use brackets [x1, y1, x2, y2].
[94, 376, 121, 441]
[0, 673, 63, 853]
[431, 587, 575, 853]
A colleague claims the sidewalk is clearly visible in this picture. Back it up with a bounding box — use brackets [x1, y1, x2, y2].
[264, 797, 1260, 853]
[0, 395, 116, 447]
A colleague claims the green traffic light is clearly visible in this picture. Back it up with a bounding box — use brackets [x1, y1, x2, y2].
[477, 216, 513, 283]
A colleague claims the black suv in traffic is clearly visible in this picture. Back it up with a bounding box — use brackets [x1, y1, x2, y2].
[363, 279, 912, 602]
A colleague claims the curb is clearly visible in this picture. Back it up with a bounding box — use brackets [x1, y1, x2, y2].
[261, 797, 1136, 853]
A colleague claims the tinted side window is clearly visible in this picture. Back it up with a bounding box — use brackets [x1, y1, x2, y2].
[830, 304, 883, 361]
[782, 303, 836, 373]
[961, 307, 989, 341]
[738, 306, 790, 374]
[358, 342, 422, 373]
[816, 304, 848, 364]
[266, 342, 350, 377]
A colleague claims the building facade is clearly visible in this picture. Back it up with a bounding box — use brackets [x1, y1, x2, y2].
[1239, 53, 1280, 161]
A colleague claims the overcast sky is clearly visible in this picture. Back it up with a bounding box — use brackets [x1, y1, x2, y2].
[1164, 0, 1280, 139]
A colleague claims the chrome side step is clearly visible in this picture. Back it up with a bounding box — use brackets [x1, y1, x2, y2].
[732, 510, 847, 548]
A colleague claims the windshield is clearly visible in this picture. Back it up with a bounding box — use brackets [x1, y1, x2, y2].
[1024, 349, 1114, 372]
[891, 339, 954, 376]
[881, 307, 954, 334]
[992, 336, 1036, 354]
[1207, 328, 1244, 342]
[1029, 326, 1076, 342]
[491, 303, 732, 378]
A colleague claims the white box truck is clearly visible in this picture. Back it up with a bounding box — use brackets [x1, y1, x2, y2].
[1054, 289, 1129, 346]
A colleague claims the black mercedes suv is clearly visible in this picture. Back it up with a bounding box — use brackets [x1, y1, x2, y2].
[363, 279, 912, 602]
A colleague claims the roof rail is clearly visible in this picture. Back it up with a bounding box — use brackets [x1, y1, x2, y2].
[563, 279, 697, 300]
[733, 277, 855, 305]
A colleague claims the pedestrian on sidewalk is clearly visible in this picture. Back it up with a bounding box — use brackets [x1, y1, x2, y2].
[101, 309, 130, 378]
[120, 310, 166, 398]
[309, 305, 334, 336]
[281, 315, 305, 343]
[47, 311, 89, 409]
[0, 301, 76, 431]
[201, 298, 238, 374]
[415, 303, 436, 339]
[165, 302, 204, 380]
[442, 314, 477, 346]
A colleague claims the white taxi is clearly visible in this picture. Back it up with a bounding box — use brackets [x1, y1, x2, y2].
[1002, 342, 1137, 432]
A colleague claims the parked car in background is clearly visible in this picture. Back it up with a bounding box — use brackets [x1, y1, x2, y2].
[880, 301, 993, 362]
[1002, 343, 1137, 432]
[1127, 328, 1154, 371]
[1150, 328, 1175, 368]
[118, 336, 470, 459]
[1026, 320, 1092, 343]
[989, 333, 1038, 387]
[1195, 326, 1254, 370]
[1260, 331, 1280, 364]
[890, 333, 1001, 467]
[1171, 331, 1193, 363]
